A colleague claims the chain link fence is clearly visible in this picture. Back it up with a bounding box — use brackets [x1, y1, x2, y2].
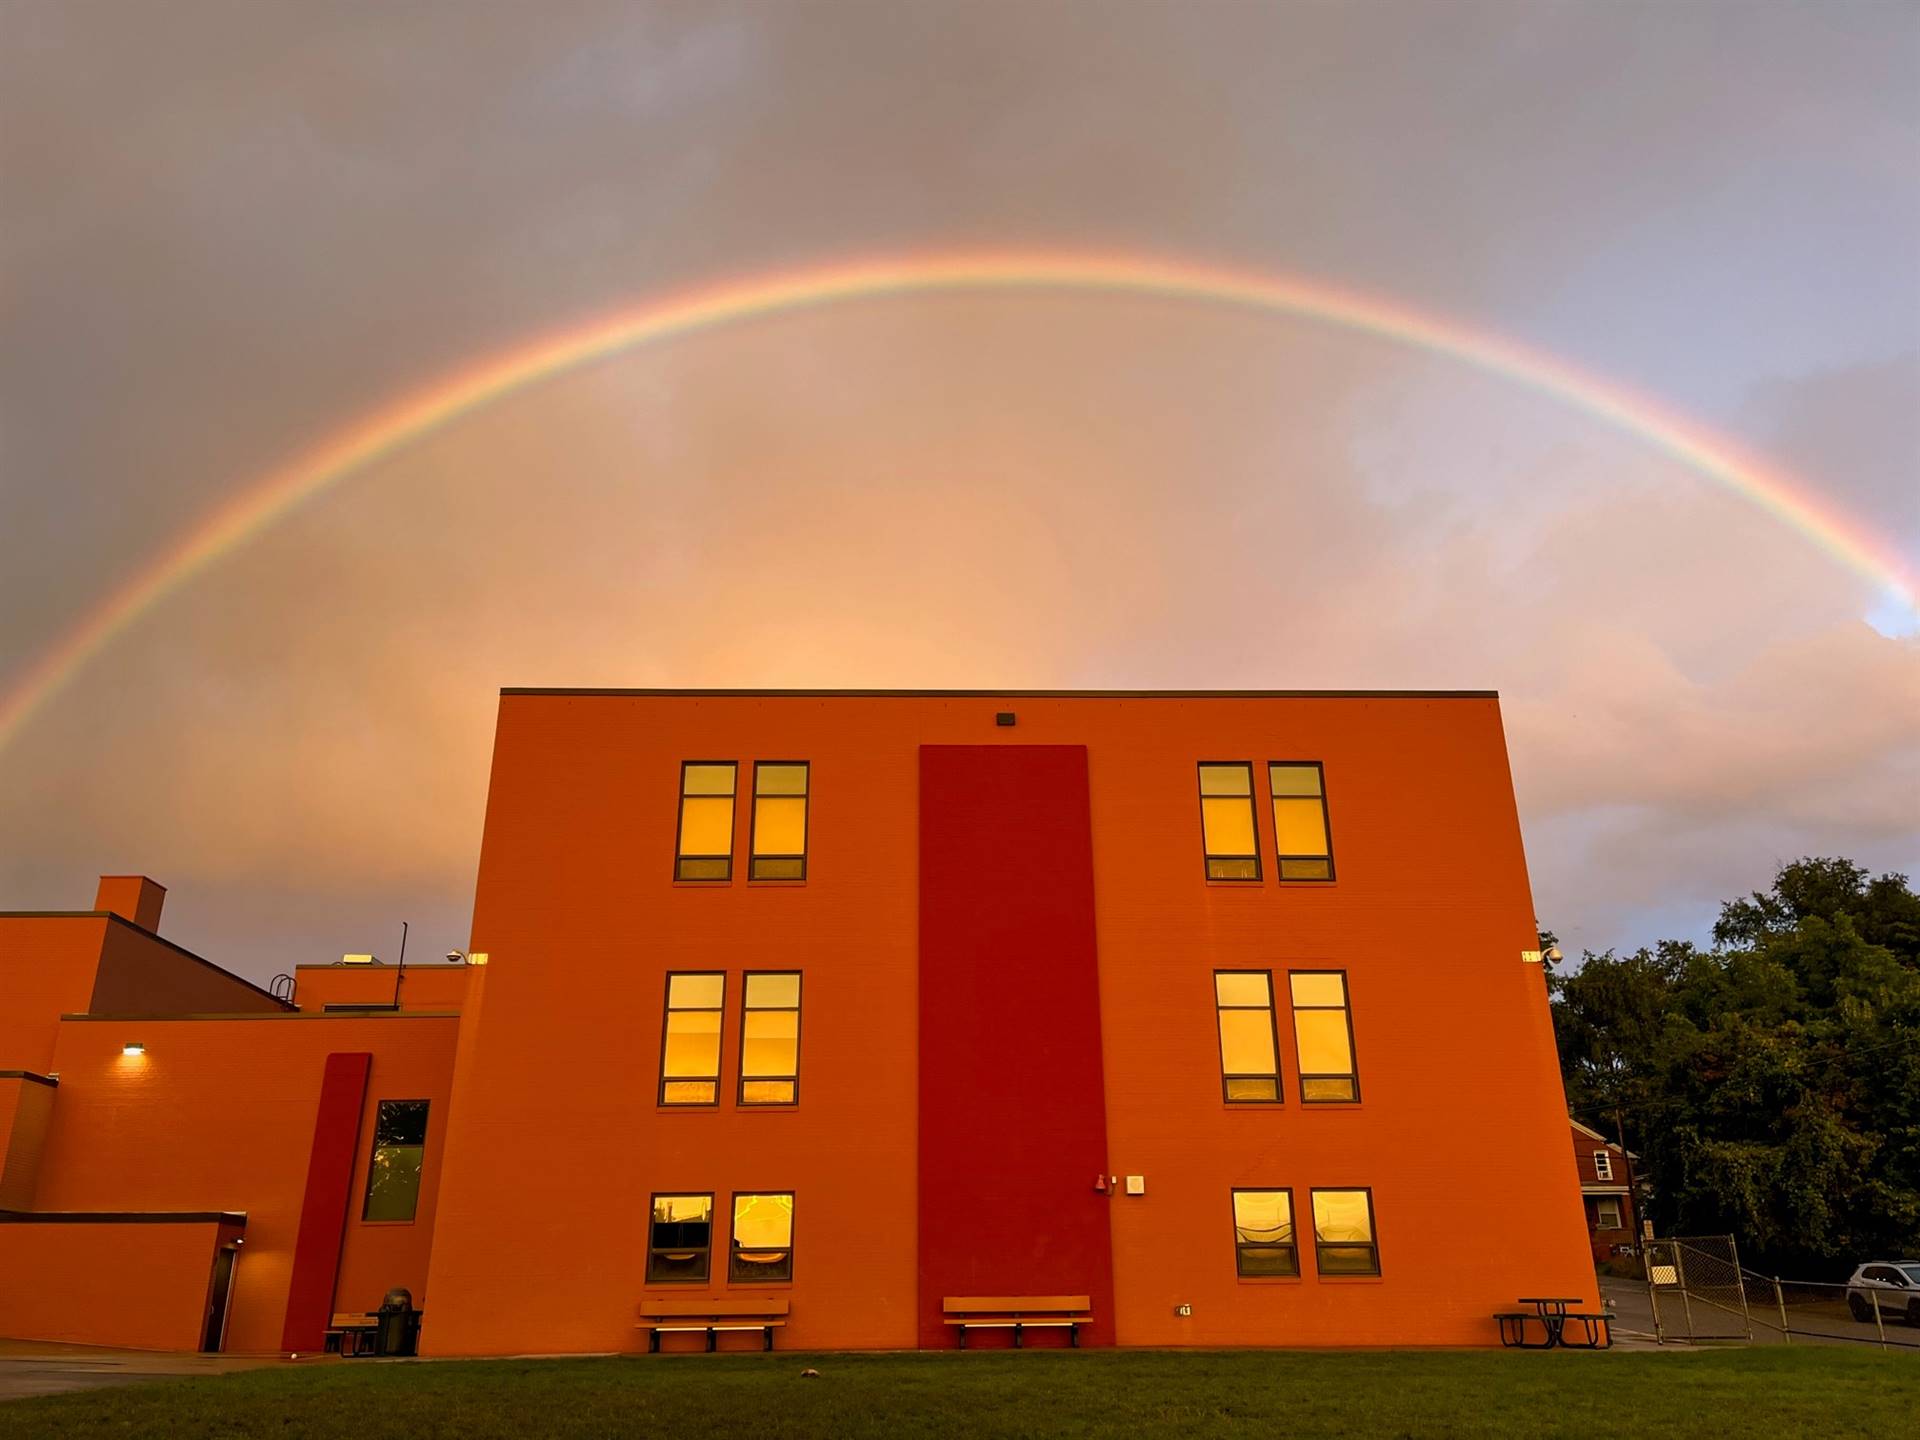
[1643, 1235, 1920, 1349]
[1644, 1236, 1753, 1341]
[1766, 1275, 1920, 1350]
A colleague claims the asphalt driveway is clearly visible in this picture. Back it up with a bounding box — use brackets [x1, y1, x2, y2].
[0, 1339, 289, 1402]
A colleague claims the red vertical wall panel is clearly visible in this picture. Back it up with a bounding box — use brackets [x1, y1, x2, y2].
[917, 745, 1115, 1346]
[280, 1051, 370, 1352]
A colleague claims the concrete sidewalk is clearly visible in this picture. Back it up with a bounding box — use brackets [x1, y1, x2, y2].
[0, 1338, 295, 1402]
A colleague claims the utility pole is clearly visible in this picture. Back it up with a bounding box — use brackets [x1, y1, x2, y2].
[1614, 1104, 1639, 1256]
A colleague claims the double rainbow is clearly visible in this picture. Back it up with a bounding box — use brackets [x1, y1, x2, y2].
[2, 249, 1912, 756]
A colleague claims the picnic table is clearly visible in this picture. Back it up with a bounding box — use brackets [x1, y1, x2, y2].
[1496, 1296, 1610, 1349]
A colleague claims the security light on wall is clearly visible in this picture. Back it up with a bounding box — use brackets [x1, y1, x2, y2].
[341, 953, 377, 965]
[122, 1041, 145, 1056]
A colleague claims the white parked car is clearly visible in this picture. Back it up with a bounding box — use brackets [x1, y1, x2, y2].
[1846, 1262, 1920, 1323]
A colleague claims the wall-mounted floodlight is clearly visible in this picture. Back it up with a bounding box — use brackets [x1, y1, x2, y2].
[341, 953, 377, 965]
[122, 1041, 145, 1057]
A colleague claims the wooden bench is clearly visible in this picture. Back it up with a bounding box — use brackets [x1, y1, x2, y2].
[943, 1295, 1093, 1349]
[637, 1298, 789, 1353]
[325, 1311, 378, 1357]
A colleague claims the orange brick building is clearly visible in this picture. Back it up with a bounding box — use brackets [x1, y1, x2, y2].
[1, 691, 1596, 1353]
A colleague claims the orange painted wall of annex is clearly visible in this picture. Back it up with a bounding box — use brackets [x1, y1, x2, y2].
[0, 1219, 232, 1351]
[0, 910, 283, 1077]
[427, 692, 1594, 1354]
[0, 917, 118, 1075]
[31, 1014, 459, 1354]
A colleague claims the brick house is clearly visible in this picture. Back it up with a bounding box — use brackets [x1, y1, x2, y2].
[1571, 1119, 1638, 1262]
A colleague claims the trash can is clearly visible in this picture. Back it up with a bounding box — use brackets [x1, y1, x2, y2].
[374, 1287, 419, 1357]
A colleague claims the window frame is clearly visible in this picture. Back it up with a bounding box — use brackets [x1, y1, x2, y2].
[727, 1190, 796, 1284]
[1593, 1151, 1614, 1181]
[1213, 969, 1283, 1104]
[1197, 761, 1262, 882]
[674, 760, 738, 882]
[1288, 969, 1361, 1104]
[645, 1191, 716, 1285]
[1230, 1187, 1300, 1278]
[658, 971, 726, 1108]
[1593, 1198, 1623, 1231]
[360, 1097, 430, 1224]
[748, 761, 810, 881]
[738, 970, 803, 1107]
[1310, 1187, 1381, 1276]
[1268, 760, 1335, 882]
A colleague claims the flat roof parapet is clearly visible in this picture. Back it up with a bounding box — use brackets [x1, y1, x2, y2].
[501, 687, 1498, 699]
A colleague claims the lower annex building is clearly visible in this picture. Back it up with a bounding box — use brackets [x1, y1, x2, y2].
[0, 691, 1595, 1353]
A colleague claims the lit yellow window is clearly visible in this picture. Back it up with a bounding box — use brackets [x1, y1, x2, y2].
[1289, 970, 1358, 1102]
[739, 971, 801, 1105]
[730, 1192, 794, 1282]
[1199, 762, 1260, 880]
[751, 763, 809, 880]
[660, 972, 724, 1105]
[1214, 970, 1280, 1102]
[1311, 1188, 1379, 1275]
[677, 763, 737, 881]
[1232, 1189, 1298, 1276]
[1270, 763, 1333, 880]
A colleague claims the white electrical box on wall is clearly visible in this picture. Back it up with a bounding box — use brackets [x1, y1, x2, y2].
[1125, 1175, 1146, 1195]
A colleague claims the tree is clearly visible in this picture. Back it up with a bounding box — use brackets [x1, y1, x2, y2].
[1551, 859, 1920, 1277]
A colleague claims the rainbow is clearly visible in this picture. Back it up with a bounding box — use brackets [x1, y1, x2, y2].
[2, 249, 1914, 756]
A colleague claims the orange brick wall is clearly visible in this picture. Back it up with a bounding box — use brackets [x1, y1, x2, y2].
[34, 1015, 458, 1353]
[0, 1075, 57, 1208]
[0, 1219, 226, 1351]
[0, 916, 112, 1075]
[1089, 696, 1591, 1344]
[427, 692, 1594, 1354]
[426, 697, 929, 1354]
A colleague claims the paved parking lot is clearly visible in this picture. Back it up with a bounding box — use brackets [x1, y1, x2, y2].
[0, 1339, 289, 1402]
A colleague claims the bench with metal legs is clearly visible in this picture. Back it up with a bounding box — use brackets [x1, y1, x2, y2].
[943, 1295, 1093, 1349]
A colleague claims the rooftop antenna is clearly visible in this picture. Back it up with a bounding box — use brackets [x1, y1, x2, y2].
[392, 921, 408, 1009]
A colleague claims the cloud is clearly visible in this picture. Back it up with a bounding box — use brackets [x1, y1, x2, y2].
[3, 291, 1913, 973]
[1, 1, 1913, 974]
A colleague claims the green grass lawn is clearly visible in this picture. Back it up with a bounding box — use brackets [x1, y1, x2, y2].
[1, 1347, 1913, 1439]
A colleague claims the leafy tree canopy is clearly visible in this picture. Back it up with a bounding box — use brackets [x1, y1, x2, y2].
[1549, 858, 1920, 1277]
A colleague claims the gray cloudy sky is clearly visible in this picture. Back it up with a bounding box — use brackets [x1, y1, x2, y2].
[2, 0, 1915, 981]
